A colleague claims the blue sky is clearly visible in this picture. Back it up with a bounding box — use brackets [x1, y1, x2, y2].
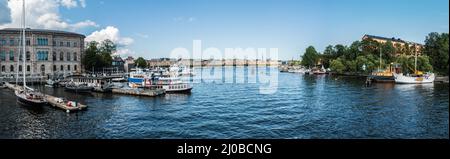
[3, 0, 449, 60]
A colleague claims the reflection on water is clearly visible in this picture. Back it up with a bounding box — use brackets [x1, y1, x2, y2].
[0, 67, 448, 139]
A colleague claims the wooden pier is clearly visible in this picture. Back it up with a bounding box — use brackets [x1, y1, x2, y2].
[3, 82, 87, 113]
[45, 95, 87, 113]
[112, 88, 166, 97]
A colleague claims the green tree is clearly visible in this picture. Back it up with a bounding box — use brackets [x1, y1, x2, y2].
[301, 46, 319, 67]
[330, 58, 346, 74]
[135, 57, 148, 68]
[381, 41, 396, 63]
[424, 32, 449, 75]
[82, 41, 100, 71]
[334, 44, 347, 58]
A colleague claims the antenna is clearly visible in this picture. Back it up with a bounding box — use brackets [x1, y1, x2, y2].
[22, 0, 26, 88]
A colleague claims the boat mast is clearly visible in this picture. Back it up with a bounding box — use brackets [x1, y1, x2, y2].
[22, 0, 26, 88]
[379, 47, 382, 71]
[414, 46, 417, 74]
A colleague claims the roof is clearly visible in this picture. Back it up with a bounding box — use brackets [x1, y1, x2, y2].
[0, 28, 85, 38]
[363, 34, 422, 45]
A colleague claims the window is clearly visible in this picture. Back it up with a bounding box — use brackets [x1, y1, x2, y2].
[60, 41, 64, 47]
[53, 40, 56, 46]
[9, 50, 14, 61]
[10, 65, 14, 72]
[26, 51, 30, 61]
[1, 66, 5, 72]
[52, 52, 57, 61]
[0, 39, 6, 46]
[74, 65, 77, 71]
[37, 38, 48, 46]
[60, 65, 63, 71]
[9, 39, 14, 46]
[66, 42, 70, 47]
[53, 65, 57, 71]
[67, 65, 71, 71]
[60, 52, 64, 61]
[19, 65, 22, 72]
[74, 52, 77, 61]
[26, 39, 30, 46]
[0, 51, 5, 61]
[66, 52, 71, 61]
[74, 42, 78, 47]
[37, 51, 49, 61]
[41, 65, 45, 73]
[27, 65, 30, 72]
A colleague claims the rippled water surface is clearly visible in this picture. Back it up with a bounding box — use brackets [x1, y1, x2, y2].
[0, 67, 448, 139]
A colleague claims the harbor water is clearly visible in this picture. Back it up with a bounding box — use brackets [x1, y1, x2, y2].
[0, 67, 448, 139]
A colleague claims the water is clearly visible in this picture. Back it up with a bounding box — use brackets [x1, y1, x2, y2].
[0, 67, 448, 139]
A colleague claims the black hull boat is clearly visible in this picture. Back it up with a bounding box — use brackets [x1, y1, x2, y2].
[15, 90, 47, 106]
[166, 87, 193, 94]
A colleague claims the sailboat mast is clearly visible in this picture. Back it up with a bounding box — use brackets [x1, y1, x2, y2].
[22, 0, 26, 88]
[379, 47, 382, 71]
[414, 47, 417, 74]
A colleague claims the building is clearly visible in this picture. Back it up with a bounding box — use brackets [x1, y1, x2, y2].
[0, 28, 85, 78]
[362, 34, 423, 56]
[124, 56, 135, 72]
[112, 56, 125, 72]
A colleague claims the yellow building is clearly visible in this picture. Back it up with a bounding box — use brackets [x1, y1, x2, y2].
[362, 35, 423, 56]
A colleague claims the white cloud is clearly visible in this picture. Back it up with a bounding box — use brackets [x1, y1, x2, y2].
[135, 33, 150, 39]
[86, 26, 134, 47]
[79, 0, 86, 8]
[60, 0, 78, 8]
[0, 0, 11, 25]
[173, 16, 197, 23]
[0, 0, 97, 31]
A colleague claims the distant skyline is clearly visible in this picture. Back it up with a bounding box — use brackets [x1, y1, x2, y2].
[0, 0, 448, 60]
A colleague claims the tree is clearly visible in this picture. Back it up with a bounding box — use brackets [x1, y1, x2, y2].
[330, 58, 345, 74]
[381, 41, 396, 63]
[301, 46, 319, 67]
[424, 32, 449, 75]
[334, 44, 347, 58]
[135, 57, 148, 68]
[82, 41, 100, 71]
[82, 39, 117, 72]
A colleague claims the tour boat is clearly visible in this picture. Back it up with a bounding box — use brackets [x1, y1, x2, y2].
[128, 68, 152, 87]
[15, 0, 47, 106]
[147, 76, 193, 93]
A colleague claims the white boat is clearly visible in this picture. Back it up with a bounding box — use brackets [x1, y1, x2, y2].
[393, 73, 435, 84]
[149, 76, 193, 93]
[393, 49, 435, 84]
[15, 0, 46, 106]
[179, 65, 196, 76]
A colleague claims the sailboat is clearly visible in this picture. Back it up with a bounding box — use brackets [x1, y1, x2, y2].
[393, 50, 435, 84]
[15, 0, 46, 106]
[370, 48, 396, 82]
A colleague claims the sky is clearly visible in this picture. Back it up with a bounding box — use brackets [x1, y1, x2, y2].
[0, 0, 449, 60]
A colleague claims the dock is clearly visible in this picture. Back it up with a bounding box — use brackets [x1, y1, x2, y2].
[3, 82, 87, 113]
[45, 95, 87, 113]
[112, 88, 166, 97]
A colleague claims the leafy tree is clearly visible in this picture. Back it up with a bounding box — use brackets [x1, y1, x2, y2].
[424, 32, 449, 75]
[381, 41, 396, 63]
[82, 39, 117, 72]
[334, 44, 347, 58]
[330, 58, 346, 74]
[82, 41, 100, 71]
[135, 57, 148, 68]
[301, 46, 319, 67]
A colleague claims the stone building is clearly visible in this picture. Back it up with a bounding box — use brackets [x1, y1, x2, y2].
[0, 28, 84, 78]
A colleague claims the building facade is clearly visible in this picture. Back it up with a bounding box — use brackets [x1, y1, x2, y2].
[0, 28, 85, 78]
[362, 34, 424, 56]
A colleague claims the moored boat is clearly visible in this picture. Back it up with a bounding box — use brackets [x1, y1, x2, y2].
[65, 83, 94, 93]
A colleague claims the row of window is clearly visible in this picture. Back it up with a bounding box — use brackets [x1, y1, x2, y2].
[1, 65, 78, 72]
[0, 51, 78, 61]
[0, 38, 79, 47]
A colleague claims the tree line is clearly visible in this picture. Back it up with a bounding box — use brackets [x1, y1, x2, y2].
[298, 32, 448, 76]
[82, 39, 148, 72]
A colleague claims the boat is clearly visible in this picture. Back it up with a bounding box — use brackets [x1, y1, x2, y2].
[370, 49, 396, 82]
[128, 68, 152, 87]
[15, 0, 47, 107]
[65, 83, 94, 93]
[178, 65, 196, 77]
[148, 76, 193, 93]
[393, 50, 435, 84]
[312, 65, 327, 74]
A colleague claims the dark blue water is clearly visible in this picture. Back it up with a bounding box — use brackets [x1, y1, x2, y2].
[0, 67, 448, 139]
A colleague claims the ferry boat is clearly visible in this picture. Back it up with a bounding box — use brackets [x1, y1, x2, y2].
[128, 68, 152, 87]
[147, 76, 193, 93]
